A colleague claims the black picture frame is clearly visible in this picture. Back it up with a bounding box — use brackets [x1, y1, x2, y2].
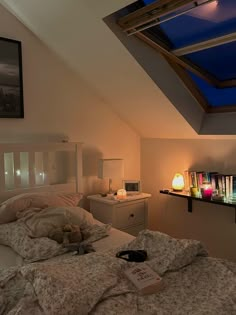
[0, 37, 24, 118]
[123, 180, 141, 194]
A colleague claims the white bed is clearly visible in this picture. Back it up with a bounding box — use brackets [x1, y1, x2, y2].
[0, 142, 134, 269]
[1, 142, 236, 314]
[0, 225, 134, 268]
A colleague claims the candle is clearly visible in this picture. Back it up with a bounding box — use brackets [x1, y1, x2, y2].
[190, 187, 199, 197]
[201, 184, 213, 199]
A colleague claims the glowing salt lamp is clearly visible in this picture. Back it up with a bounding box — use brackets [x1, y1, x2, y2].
[172, 173, 184, 191]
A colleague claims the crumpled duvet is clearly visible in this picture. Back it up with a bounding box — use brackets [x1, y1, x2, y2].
[1, 230, 236, 315]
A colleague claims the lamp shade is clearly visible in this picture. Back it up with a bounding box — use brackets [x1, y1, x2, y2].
[98, 159, 124, 179]
[98, 159, 124, 194]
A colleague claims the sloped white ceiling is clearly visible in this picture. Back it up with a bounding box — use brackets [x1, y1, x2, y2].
[1, 0, 236, 139]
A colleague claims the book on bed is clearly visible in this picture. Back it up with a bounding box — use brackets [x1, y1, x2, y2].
[124, 263, 162, 295]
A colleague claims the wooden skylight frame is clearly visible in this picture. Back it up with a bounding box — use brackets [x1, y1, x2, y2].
[119, 0, 202, 33]
[164, 56, 236, 113]
[172, 32, 236, 56]
[135, 32, 236, 89]
[117, 0, 236, 113]
[119, 0, 217, 34]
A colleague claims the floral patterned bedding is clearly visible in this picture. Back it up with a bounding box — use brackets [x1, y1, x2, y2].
[1, 230, 236, 315]
[0, 206, 110, 263]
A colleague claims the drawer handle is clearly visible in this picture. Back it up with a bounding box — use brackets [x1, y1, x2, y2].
[129, 213, 135, 218]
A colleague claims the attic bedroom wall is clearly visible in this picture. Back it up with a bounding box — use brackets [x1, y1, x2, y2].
[141, 138, 236, 262]
[0, 4, 140, 197]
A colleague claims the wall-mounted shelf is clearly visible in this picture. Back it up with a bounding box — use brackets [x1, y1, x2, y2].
[160, 189, 236, 223]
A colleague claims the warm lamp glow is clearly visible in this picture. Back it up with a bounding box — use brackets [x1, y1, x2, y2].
[117, 189, 127, 200]
[172, 173, 184, 191]
[201, 183, 213, 199]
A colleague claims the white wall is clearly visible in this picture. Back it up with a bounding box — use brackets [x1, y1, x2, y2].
[0, 5, 140, 201]
[141, 138, 236, 262]
[0, 0, 204, 140]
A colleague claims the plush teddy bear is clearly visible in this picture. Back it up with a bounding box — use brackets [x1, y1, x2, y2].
[48, 224, 82, 244]
[48, 224, 95, 255]
[64, 242, 95, 255]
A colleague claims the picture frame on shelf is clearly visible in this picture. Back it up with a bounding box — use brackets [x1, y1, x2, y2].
[123, 180, 141, 195]
[0, 37, 24, 118]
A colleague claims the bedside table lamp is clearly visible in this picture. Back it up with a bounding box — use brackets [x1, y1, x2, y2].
[98, 159, 124, 194]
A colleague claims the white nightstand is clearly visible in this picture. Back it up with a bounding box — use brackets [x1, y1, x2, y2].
[87, 193, 151, 236]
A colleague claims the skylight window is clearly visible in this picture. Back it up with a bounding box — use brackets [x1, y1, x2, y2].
[189, 72, 236, 108]
[117, 0, 236, 113]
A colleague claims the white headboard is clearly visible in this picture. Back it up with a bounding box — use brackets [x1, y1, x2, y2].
[0, 142, 83, 202]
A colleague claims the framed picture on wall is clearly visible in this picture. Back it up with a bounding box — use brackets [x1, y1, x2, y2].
[0, 37, 24, 118]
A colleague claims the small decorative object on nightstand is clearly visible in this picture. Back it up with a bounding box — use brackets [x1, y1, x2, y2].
[87, 193, 151, 236]
[117, 189, 127, 200]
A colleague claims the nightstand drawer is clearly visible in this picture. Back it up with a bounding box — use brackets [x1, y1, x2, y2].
[115, 201, 145, 228]
[88, 193, 151, 232]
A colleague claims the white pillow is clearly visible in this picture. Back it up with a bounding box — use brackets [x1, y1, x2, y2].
[0, 208, 107, 263]
[0, 192, 83, 224]
[17, 206, 94, 238]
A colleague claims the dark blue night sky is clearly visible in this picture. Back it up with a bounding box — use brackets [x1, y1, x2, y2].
[141, 0, 236, 107]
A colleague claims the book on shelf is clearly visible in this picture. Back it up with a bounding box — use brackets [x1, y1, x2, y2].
[210, 172, 218, 191]
[216, 174, 223, 195]
[184, 170, 190, 191]
[189, 171, 198, 188]
[232, 175, 236, 200]
[185, 170, 218, 190]
[215, 174, 236, 201]
[225, 175, 231, 199]
[182, 170, 236, 201]
[184, 170, 198, 190]
[226, 174, 236, 200]
[196, 171, 203, 188]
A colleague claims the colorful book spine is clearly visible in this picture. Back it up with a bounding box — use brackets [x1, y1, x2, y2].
[184, 170, 190, 191]
[189, 171, 197, 188]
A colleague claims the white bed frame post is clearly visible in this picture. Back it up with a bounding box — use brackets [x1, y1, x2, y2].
[75, 142, 83, 194]
[0, 153, 5, 193]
